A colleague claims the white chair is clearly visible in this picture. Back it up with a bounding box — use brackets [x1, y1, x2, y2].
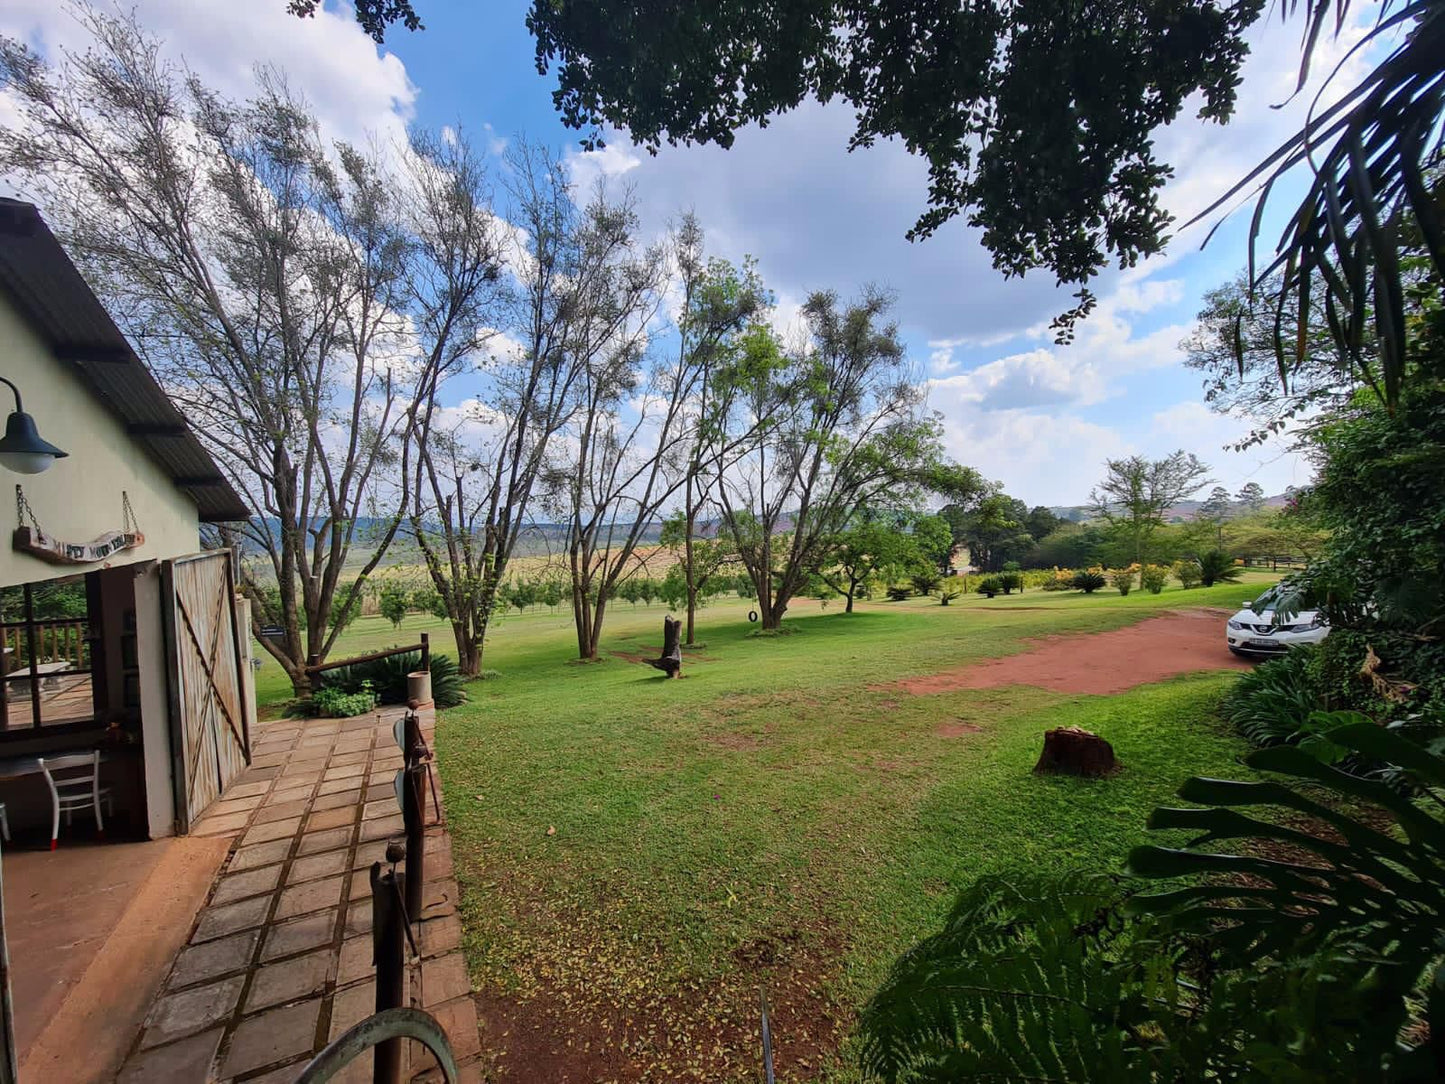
[38, 751, 112, 851]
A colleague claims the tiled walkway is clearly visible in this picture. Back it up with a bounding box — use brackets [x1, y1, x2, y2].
[114, 707, 482, 1083]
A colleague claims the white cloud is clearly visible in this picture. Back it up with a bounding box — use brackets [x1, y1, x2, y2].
[0, 0, 416, 156]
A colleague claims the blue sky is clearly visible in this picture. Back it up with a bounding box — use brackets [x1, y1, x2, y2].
[2, 0, 1375, 505]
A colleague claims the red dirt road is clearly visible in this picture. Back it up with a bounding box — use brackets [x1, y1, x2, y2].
[895, 608, 1252, 697]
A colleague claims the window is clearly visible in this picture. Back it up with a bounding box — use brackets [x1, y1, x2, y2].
[0, 576, 97, 730]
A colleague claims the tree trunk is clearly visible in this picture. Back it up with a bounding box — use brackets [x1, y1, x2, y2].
[1033, 727, 1119, 778]
[648, 615, 682, 677]
[684, 476, 698, 645]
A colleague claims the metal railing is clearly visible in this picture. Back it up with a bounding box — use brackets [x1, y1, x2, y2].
[305, 632, 430, 677]
[296, 1008, 457, 1084]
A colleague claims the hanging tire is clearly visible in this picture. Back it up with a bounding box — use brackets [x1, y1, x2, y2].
[748, 610, 758, 623]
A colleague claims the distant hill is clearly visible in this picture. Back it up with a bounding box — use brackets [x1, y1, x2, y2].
[1049, 494, 1289, 526]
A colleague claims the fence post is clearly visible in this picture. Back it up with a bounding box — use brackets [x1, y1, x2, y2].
[419, 633, 430, 674]
[402, 762, 426, 925]
[371, 860, 407, 1084]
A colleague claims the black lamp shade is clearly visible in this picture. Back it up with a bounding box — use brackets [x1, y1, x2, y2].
[0, 409, 68, 474]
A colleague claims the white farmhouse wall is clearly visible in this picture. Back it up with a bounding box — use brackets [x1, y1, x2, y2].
[0, 295, 202, 587]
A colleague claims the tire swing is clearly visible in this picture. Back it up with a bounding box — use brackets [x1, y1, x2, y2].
[748, 610, 758, 623]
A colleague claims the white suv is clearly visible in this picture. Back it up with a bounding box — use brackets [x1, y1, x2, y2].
[1225, 585, 1330, 658]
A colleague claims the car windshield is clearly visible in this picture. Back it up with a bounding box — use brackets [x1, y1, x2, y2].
[1248, 582, 1317, 616]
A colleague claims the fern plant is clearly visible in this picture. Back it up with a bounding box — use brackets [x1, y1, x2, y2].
[857, 872, 1187, 1082]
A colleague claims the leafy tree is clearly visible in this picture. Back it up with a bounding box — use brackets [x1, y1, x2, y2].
[717, 289, 983, 630]
[819, 512, 918, 615]
[523, 0, 1260, 329]
[910, 514, 956, 574]
[1235, 481, 1266, 512]
[378, 585, 410, 630]
[1197, 485, 1232, 546]
[1022, 506, 1063, 543]
[1182, 272, 1355, 448]
[941, 489, 1033, 572]
[1029, 522, 1105, 570]
[1088, 452, 1212, 568]
[666, 219, 770, 644]
[522, 0, 1444, 413]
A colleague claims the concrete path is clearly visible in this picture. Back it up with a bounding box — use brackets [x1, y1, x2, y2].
[113, 707, 481, 1083]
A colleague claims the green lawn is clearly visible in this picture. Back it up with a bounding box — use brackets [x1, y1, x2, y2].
[254, 578, 1275, 1081]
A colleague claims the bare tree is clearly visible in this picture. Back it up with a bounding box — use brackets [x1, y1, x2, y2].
[406, 142, 598, 675]
[716, 289, 948, 630]
[543, 190, 717, 661]
[0, 9, 420, 694]
[1088, 451, 1213, 566]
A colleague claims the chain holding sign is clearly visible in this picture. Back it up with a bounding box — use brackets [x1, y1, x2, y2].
[12, 485, 144, 565]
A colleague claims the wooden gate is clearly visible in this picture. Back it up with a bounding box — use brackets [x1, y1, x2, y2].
[161, 551, 250, 830]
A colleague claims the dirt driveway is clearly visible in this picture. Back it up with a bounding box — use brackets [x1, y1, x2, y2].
[893, 608, 1252, 697]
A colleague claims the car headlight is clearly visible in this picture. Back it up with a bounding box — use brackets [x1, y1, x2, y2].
[1227, 619, 1245, 630]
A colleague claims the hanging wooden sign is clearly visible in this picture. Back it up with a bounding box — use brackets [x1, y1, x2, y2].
[12, 525, 145, 565]
[12, 486, 145, 565]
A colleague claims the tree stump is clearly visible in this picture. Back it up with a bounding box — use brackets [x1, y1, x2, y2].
[1033, 727, 1118, 778]
[648, 616, 683, 678]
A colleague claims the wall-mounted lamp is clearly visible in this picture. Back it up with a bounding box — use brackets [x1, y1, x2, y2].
[0, 375, 67, 474]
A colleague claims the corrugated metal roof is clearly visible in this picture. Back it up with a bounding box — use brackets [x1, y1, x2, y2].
[0, 198, 248, 522]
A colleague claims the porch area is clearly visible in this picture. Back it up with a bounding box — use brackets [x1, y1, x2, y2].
[107, 704, 481, 1083]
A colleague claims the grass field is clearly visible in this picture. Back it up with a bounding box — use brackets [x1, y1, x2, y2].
[254, 575, 1277, 1081]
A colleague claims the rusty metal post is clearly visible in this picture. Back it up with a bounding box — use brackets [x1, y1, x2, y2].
[403, 711, 424, 768]
[370, 860, 406, 1084]
[402, 762, 426, 924]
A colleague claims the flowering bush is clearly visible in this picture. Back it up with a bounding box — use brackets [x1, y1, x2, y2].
[1140, 564, 1169, 594]
[1039, 569, 1076, 592]
[1110, 568, 1135, 595]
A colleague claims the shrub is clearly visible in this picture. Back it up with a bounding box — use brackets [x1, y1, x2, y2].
[320, 651, 466, 709]
[312, 682, 375, 718]
[1171, 559, 1202, 589]
[1197, 548, 1244, 587]
[1109, 568, 1134, 595]
[911, 569, 943, 596]
[975, 576, 1002, 598]
[1220, 647, 1323, 746]
[1071, 569, 1106, 593]
[997, 571, 1023, 594]
[1038, 569, 1076, 592]
[939, 582, 963, 605]
[1140, 564, 1169, 594]
[885, 585, 912, 601]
